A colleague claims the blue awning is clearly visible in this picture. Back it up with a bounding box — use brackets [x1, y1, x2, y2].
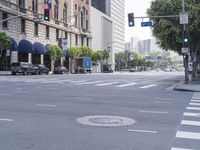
[33, 42, 46, 55]
[10, 38, 18, 51]
[18, 39, 33, 53]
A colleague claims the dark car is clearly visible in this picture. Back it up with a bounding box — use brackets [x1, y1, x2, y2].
[53, 66, 68, 74]
[35, 64, 49, 75]
[11, 62, 39, 75]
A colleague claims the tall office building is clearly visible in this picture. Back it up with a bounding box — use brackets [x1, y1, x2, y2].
[91, 0, 125, 53]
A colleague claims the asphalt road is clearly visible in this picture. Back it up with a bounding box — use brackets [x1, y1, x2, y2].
[0, 71, 199, 150]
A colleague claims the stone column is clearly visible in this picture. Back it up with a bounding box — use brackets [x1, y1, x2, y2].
[41, 55, 44, 65]
[28, 53, 32, 63]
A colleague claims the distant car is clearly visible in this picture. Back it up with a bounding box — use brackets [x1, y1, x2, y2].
[35, 64, 49, 75]
[11, 62, 39, 75]
[53, 66, 68, 74]
[129, 68, 136, 72]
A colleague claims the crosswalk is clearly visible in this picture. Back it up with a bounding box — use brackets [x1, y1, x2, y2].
[0, 76, 161, 89]
[171, 93, 200, 150]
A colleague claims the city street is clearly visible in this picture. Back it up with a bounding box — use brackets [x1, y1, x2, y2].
[0, 72, 199, 150]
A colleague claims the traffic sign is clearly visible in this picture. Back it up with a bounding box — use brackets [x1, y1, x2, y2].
[141, 21, 152, 27]
[180, 12, 188, 24]
[181, 47, 189, 54]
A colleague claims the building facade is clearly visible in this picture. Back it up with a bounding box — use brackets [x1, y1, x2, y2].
[0, 0, 91, 70]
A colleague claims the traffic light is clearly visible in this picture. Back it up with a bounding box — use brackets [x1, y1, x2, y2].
[183, 30, 189, 47]
[44, 9, 50, 21]
[128, 13, 134, 27]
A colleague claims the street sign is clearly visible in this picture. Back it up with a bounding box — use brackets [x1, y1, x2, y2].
[180, 12, 188, 24]
[181, 47, 189, 54]
[141, 21, 152, 27]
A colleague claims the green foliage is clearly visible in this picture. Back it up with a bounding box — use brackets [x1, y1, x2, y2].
[79, 46, 93, 58]
[47, 45, 62, 61]
[0, 32, 10, 50]
[147, 0, 200, 54]
[146, 61, 154, 68]
[68, 47, 81, 59]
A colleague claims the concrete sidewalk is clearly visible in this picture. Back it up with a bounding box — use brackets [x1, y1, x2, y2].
[0, 71, 11, 76]
[173, 76, 200, 92]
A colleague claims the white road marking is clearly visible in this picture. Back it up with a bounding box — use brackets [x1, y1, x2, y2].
[153, 101, 172, 104]
[139, 84, 157, 89]
[0, 119, 13, 122]
[0, 93, 12, 96]
[191, 100, 200, 102]
[186, 107, 200, 111]
[155, 97, 174, 101]
[36, 104, 57, 107]
[181, 120, 200, 126]
[69, 80, 87, 83]
[76, 81, 104, 85]
[176, 131, 200, 140]
[115, 82, 138, 88]
[171, 147, 195, 150]
[183, 112, 200, 117]
[139, 110, 168, 114]
[95, 82, 119, 86]
[189, 103, 200, 106]
[128, 129, 157, 134]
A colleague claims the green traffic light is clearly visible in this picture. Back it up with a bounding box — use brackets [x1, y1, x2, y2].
[184, 38, 188, 43]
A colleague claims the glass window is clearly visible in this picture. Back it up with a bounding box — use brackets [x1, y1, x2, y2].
[75, 34, 78, 45]
[81, 36, 84, 46]
[56, 29, 59, 40]
[46, 26, 49, 39]
[86, 20, 88, 30]
[75, 15, 78, 27]
[65, 32, 68, 39]
[54, 0, 59, 20]
[34, 23, 38, 36]
[19, 0, 25, 8]
[32, 0, 38, 13]
[87, 38, 89, 46]
[21, 18, 26, 33]
[63, 3, 68, 23]
[2, 12, 8, 28]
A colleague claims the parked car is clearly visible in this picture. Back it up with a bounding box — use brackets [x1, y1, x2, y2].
[129, 68, 137, 72]
[11, 62, 39, 75]
[53, 66, 68, 74]
[35, 64, 49, 75]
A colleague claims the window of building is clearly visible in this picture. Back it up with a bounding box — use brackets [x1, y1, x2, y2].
[87, 38, 89, 46]
[19, 0, 25, 7]
[75, 34, 78, 45]
[46, 26, 49, 39]
[34, 23, 38, 36]
[21, 18, 26, 34]
[75, 4, 77, 10]
[2, 12, 8, 29]
[56, 29, 59, 40]
[86, 20, 88, 30]
[75, 15, 78, 27]
[81, 11, 84, 28]
[32, 0, 38, 13]
[81, 36, 84, 46]
[54, 0, 59, 20]
[86, 10, 88, 15]
[63, 3, 68, 23]
[65, 32, 68, 39]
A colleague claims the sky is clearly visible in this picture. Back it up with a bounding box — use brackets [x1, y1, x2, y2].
[125, 0, 153, 42]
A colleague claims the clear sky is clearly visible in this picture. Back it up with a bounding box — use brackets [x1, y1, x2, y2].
[125, 0, 153, 42]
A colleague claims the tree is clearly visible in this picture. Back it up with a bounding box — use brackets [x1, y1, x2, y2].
[147, 0, 200, 57]
[79, 46, 93, 58]
[46, 45, 62, 71]
[68, 47, 81, 73]
[0, 32, 10, 57]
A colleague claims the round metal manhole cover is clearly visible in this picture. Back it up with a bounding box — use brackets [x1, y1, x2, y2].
[76, 115, 136, 127]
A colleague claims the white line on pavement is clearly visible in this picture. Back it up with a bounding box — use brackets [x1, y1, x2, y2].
[183, 112, 200, 117]
[95, 82, 119, 86]
[36, 104, 57, 107]
[189, 103, 200, 106]
[192, 97, 200, 100]
[0, 93, 12, 96]
[115, 82, 138, 88]
[128, 129, 158, 134]
[69, 80, 87, 83]
[139, 110, 168, 114]
[181, 120, 200, 126]
[76, 81, 104, 85]
[155, 97, 174, 101]
[0, 119, 13, 122]
[191, 100, 200, 102]
[139, 84, 157, 89]
[176, 131, 200, 140]
[171, 147, 195, 150]
[186, 107, 200, 111]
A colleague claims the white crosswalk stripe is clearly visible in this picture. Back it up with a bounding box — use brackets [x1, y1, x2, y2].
[181, 120, 200, 126]
[95, 82, 119, 86]
[115, 82, 138, 87]
[171, 148, 195, 150]
[176, 131, 200, 140]
[186, 107, 200, 110]
[139, 84, 157, 89]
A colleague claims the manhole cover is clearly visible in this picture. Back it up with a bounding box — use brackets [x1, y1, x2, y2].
[76, 115, 136, 127]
